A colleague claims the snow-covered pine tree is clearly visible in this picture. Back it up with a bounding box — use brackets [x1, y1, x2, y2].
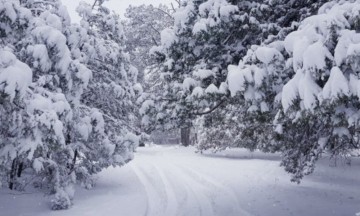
[123, 4, 174, 84]
[143, 0, 257, 142]
[197, 0, 332, 152]
[143, 0, 330, 149]
[197, 43, 287, 152]
[0, 0, 88, 209]
[73, 0, 141, 179]
[0, 0, 140, 209]
[123, 4, 176, 145]
[227, 0, 360, 182]
[277, 0, 360, 182]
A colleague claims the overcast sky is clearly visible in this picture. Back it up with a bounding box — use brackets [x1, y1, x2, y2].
[62, 0, 175, 23]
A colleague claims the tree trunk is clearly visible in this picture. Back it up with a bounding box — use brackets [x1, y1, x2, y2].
[17, 162, 23, 178]
[68, 149, 78, 174]
[181, 127, 191, 147]
[9, 159, 17, 190]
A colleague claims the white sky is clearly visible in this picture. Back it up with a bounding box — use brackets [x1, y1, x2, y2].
[62, 0, 175, 23]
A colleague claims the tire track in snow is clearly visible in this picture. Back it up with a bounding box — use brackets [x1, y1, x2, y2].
[133, 158, 215, 216]
[130, 163, 163, 216]
[152, 164, 179, 215]
[130, 162, 179, 216]
[162, 162, 217, 216]
[131, 150, 252, 216]
[156, 165, 204, 216]
[173, 163, 252, 216]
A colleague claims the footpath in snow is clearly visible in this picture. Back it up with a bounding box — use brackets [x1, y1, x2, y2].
[0, 145, 359, 216]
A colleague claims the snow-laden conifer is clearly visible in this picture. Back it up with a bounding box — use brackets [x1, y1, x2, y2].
[0, 0, 140, 209]
[227, 0, 360, 182]
[145, 0, 329, 150]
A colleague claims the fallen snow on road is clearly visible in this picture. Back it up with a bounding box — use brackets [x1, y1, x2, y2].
[1, 145, 359, 216]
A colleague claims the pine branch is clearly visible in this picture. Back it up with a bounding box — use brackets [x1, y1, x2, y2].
[193, 98, 227, 116]
[154, 8, 174, 20]
[92, 0, 98, 9]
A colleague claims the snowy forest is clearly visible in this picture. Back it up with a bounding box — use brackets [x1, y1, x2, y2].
[0, 0, 360, 215]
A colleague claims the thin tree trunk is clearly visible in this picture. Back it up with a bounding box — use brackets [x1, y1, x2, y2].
[9, 159, 17, 190]
[181, 127, 191, 147]
[68, 149, 78, 175]
[17, 162, 23, 178]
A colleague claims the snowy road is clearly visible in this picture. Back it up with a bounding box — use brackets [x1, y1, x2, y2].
[1, 145, 360, 216]
[130, 147, 250, 216]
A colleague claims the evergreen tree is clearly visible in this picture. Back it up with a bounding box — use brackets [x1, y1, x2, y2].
[75, 0, 140, 169]
[123, 4, 176, 145]
[276, 0, 360, 182]
[143, 0, 330, 149]
[123, 4, 174, 83]
[0, 0, 140, 209]
[227, 0, 360, 182]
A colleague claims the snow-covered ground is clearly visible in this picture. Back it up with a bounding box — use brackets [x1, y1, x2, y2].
[1, 145, 359, 216]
